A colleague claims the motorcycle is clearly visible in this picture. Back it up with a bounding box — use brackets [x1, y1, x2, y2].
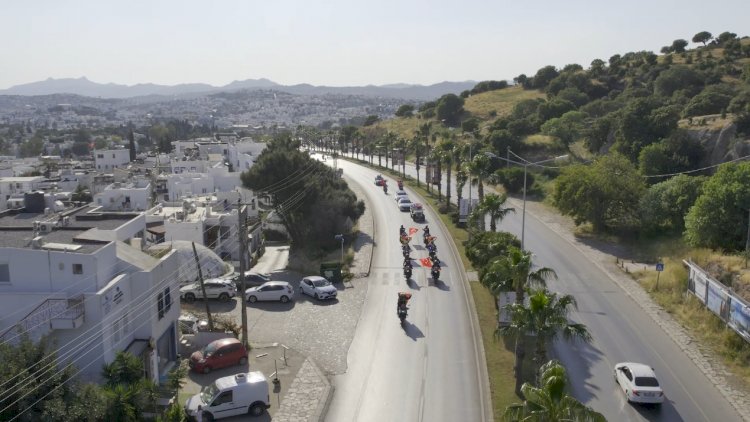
[398, 305, 408, 324]
[431, 267, 440, 281]
[383, 184, 388, 194]
[403, 250, 411, 260]
[404, 266, 412, 280]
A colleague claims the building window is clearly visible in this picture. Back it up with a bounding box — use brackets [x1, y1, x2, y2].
[157, 292, 165, 319]
[164, 287, 172, 314]
[72, 264, 83, 274]
[0, 264, 9, 282]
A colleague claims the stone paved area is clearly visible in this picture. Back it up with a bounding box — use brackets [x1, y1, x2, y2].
[273, 358, 332, 422]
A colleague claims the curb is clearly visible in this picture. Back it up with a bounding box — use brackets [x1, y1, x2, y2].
[309, 357, 334, 422]
[342, 173, 375, 278]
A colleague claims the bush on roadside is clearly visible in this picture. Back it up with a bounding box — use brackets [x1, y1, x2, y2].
[495, 167, 533, 194]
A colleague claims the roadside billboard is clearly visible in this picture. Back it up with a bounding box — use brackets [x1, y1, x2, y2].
[706, 278, 730, 321]
[729, 299, 750, 342]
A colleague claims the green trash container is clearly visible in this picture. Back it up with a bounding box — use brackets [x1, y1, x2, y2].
[320, 262, 343, 283]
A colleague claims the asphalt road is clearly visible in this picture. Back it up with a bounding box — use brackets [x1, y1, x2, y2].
[324, 157, 491, 422]
[357, 154, 743, 421]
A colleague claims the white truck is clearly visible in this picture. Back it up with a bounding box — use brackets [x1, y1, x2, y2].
[185, 372, 270, 420]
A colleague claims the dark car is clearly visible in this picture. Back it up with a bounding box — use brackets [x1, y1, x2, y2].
[189, 338, 248, 374]
[227, 271, 271, 288]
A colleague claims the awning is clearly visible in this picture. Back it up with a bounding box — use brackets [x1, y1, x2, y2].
[147, 225, 166, 235]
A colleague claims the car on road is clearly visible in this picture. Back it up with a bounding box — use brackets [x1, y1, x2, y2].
[299, 276, 338, 300]
[189, 338, 249, 374]
[394, 190, 408, 202]
[410, 203, 425, 222]
[614, 362, 664, 405]
[397, 197, 413, 212]
[180, 278, 237, 303]
[374, 175, 385, 186]
[245, 281, 294, 303]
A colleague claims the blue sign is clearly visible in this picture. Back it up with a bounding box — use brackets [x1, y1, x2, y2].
[656, 263, 664, 272]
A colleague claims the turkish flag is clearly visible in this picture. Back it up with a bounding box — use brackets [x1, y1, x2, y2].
[408, 227, 418, 236]
[419, 258, 433, 267]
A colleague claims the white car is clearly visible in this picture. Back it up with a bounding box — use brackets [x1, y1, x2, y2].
[397, 197, 413, 211]
[394, 190, 408, 202]
[245, 281, 294, 303]
[180, 279, 237, 303]
[614, 362, 664, 405]
[299, 276, 338, 300]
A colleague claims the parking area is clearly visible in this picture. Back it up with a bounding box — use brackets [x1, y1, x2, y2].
[179, 245, 368, 375]
[180, 343, 304, 421]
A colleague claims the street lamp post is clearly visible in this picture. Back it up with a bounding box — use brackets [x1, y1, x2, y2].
[485, 150, 568, 250]
[334, 234, 344, 263]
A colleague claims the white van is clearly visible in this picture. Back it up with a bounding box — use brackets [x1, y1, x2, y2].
[185, 372, 270, 420]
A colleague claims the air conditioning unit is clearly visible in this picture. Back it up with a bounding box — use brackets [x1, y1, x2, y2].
[39, 223, 52, 233]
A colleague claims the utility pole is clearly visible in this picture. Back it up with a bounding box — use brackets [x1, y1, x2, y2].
[238, 199, 249, 348]
[192, 242, 214, 330]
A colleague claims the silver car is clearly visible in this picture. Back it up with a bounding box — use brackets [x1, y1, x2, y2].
[299, 276, 338, 300]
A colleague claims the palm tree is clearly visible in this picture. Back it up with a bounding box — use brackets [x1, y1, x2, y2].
[465, 153, 493, 203]
[481, 248, 557, 395]
[475, 193, 515, 232]
[502, 360, 606, 422]
[456, 169, 468, 209]
[435, 139, 455, 208]
[408, 136, 426, 187]
[500, 288, 592, 365]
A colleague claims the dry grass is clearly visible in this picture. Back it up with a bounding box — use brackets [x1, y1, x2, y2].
[464, 86, 546, 120]
[678, 114, 733, 131]
[630, 248, 750, 391]
[471, 281, 523, 420]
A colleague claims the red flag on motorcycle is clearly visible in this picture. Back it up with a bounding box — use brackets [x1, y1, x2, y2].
[408, 227, 418, 236]
[419, 257, 433, 267]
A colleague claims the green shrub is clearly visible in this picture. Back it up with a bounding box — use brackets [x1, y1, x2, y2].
[495, 167, 533, 194]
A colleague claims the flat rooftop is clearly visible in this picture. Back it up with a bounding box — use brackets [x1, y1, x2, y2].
[0, 205, 141, 253]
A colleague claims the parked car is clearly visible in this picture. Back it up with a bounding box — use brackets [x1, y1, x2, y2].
[397, 197, 413, 212]
[227, 271, 271, 287]
[180, 279, 237, 303]
[299, 276, 338, 300]
[189, 338, 248, 374]
[614, 362, 664, 405]
[185, 372, 270, 420]
[394, 190, 408, 202]
[186, 372, 270, 420]
[245, 281, 294, 303]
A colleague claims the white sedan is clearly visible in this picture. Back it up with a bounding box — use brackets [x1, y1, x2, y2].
[394, 190, 408, 202]
[299, 276, 338, 300]
[245, 281, 294, 303]
[614, 362, 664, 405]
[397, 197, 413, 212]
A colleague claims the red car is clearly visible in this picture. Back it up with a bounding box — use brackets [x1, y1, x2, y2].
[375, 175, 386, 186]
[189, 338, 248, 374]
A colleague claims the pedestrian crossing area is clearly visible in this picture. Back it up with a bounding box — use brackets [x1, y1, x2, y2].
[368, 267, 452, 287]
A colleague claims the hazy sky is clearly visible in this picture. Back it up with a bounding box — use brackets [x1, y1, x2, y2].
[2, 0, 749, 89]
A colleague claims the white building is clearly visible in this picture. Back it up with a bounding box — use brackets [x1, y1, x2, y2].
[145, 196, 261, 262]
[226, 138, 266, 173]
[0, 176, 44, 211]
[94, 149, 131, 171]
[93, 179, 151, 211]
[0, 203, 180, 384]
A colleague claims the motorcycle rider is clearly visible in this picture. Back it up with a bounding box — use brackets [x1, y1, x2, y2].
[397, 291, 412, 313]
[399, 225, 406, 236]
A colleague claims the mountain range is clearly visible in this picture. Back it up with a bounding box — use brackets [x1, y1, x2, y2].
[0, 77, 477, 101]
